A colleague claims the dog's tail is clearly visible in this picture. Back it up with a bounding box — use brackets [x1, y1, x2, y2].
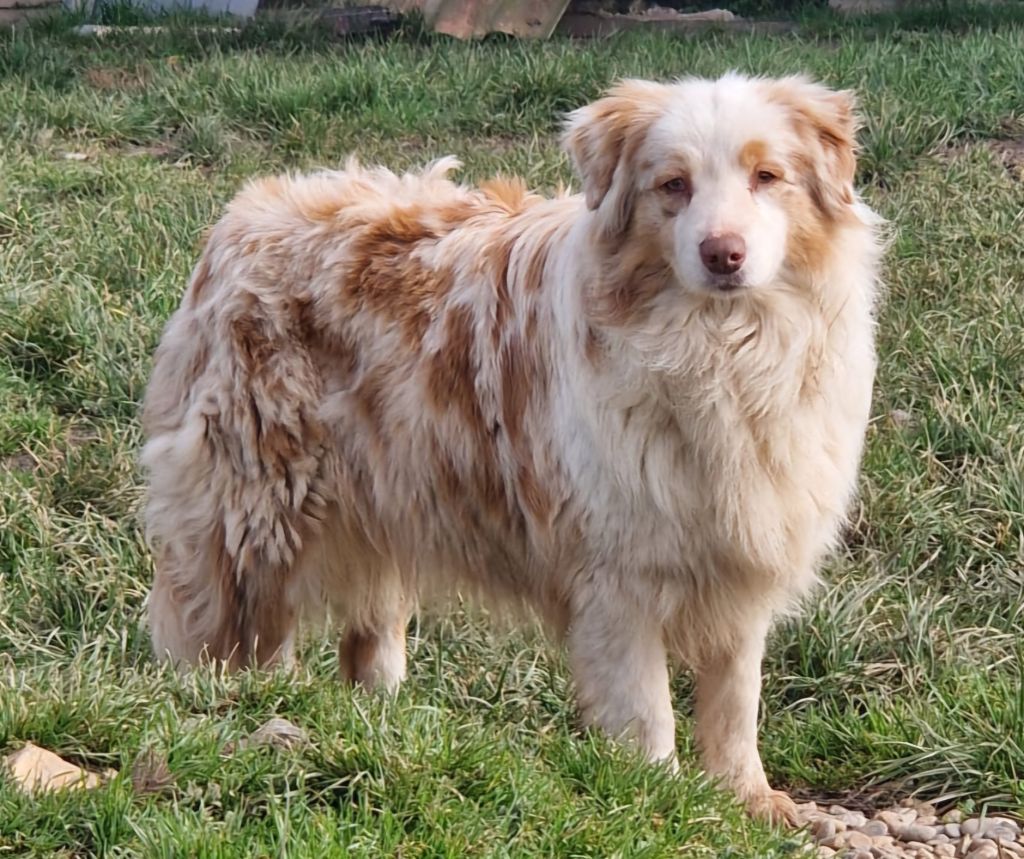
[141, 263, 328, 668]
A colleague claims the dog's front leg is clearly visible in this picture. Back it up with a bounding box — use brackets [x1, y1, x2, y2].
[567, 590, 677, 765]
[693, 615, 798, 825]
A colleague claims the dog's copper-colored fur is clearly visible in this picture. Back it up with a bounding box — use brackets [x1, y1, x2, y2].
[142, 73, 882, 823]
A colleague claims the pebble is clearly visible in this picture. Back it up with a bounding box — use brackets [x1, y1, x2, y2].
[794, 801, 1024, 859]
[813, 819, 838, 843]
[896, 824, 939, 842]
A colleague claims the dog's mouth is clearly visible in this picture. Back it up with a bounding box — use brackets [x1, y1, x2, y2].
[703, 274, 748, 296]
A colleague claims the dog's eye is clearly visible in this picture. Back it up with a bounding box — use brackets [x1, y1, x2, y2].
[756, 170, 779, 185]
[661, 177, 690, 195]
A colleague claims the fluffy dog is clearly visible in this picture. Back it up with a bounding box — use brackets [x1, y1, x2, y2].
[142, 73, 882, 823]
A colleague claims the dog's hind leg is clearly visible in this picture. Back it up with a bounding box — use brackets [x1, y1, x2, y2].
[336, 566, 411, 693]
[567, 585, 677, 765]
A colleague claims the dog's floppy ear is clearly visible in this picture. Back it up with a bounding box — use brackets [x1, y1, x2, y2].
[563, 80, 669, 239]
[768, 76, 859, 216]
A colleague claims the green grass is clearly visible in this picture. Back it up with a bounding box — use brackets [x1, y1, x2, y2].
[2, 7, 1024, 856]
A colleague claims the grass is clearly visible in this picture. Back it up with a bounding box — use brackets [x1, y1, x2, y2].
[1, 5, 1023, 856]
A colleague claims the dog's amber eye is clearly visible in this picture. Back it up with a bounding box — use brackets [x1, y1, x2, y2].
[756, 170, 778, 185]
[661, 177, 690, 195]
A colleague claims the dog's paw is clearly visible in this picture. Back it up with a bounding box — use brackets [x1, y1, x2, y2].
[745, 789, 801, 827]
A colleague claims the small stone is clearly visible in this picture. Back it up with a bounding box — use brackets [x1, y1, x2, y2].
[964, 842, 998, 859]
[962, 819, 983, 836]
[985, 817, 1020, 834]
[857, 821, 888, 838]
[897, 824, 939, 843]
[798, 801, 820, 814]
[941, 810, 962, 824]
[840, 812, 869, 829]
[848, 852, 873, 859]
[917, 815, 938, 826]
[812, 818, 837, 844]
[932, 846, 955, 858]
[999, 843, 1024, 857]
[878, 810, 912, 832]
[845, 831, 873, 851]
[242, 717, 308, 750]
[816, 848, 836, 858]
[942, 824, 961, 839]
[870, 848, 898, 859]
[927, 833, 949, 844]
[904, 842, 930, 851]
[829, 804, 851, 816]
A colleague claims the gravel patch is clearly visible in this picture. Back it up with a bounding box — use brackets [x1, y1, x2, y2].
[799, 800, 1022, 859]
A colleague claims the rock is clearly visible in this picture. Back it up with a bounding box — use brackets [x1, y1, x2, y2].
[962, 819, 983, 836]
[813, 818, 838, 844]
[840, 811, 869, 829]
[941, 810, 963, 823]
[848, 851, 873, 859]
[896, 824, 939, 842]
[858, 820, 888, 838]
[942, 824, 961, 839]
[816, 848, 836, 858]
[4, 743, 112, 794]
[844, 831, 873, 851]
[932, 846, 955, 858]
[878, 810, 914, 832]
[242, 717, 308, 750]
[964, 842, 998, 859]
[985, 817, 1020, 834]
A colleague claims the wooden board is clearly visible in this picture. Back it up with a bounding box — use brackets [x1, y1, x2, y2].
[392, 0, 572, 39]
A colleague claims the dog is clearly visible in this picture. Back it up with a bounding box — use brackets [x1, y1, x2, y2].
[142, 73, 882, 824]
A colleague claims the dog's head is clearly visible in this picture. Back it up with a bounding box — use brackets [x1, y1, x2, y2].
[564, 73, 861, 298]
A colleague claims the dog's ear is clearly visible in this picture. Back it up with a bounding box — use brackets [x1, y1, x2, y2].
[563, 80, 668, 239]
[769, 77, 859, 216]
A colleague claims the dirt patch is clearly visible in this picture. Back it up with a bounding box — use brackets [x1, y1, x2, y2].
[83, 65, 150, 92]
[988, 137, 1024, 181]
[939, 120, 1024, 182]
[1, 452, 40, 474]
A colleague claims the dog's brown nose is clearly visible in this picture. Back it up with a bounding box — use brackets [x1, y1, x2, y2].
[699, 234, 746, 275]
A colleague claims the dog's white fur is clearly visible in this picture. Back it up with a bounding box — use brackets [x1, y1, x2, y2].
[142, 73, 882, 823]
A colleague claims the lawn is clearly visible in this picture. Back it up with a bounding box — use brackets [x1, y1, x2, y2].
[1, 5, 1023, 856]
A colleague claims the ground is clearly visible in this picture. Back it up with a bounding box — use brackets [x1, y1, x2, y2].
[1, 5, 1023, 856]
